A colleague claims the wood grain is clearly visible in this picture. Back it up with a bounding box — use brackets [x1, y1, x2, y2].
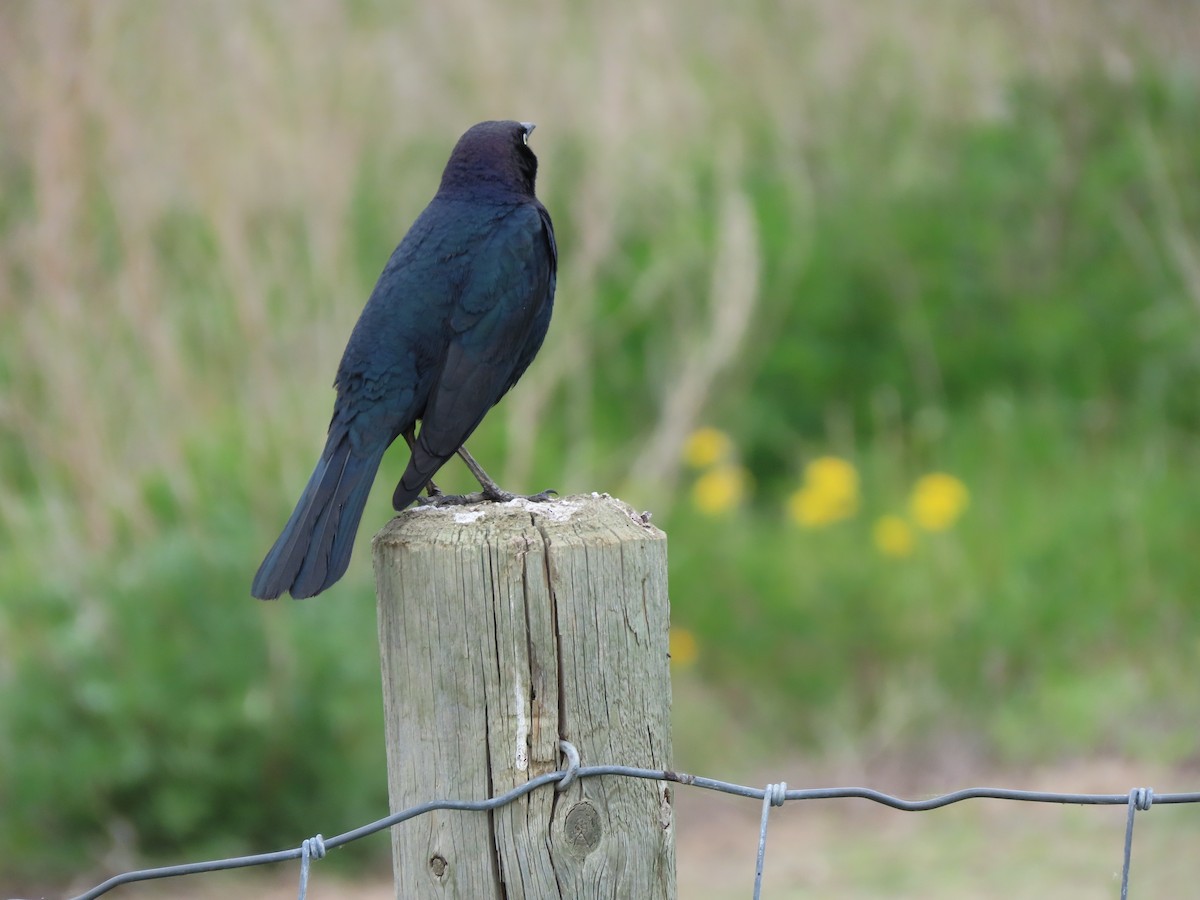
[374, 493, 675, 899]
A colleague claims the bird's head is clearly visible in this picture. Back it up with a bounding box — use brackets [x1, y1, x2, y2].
[438, 120, 540, 199]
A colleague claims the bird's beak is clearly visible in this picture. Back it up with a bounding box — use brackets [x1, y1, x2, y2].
[520, 122, 536, 141]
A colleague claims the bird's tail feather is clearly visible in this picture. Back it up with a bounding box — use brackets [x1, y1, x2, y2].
[252, 436, 386, 600]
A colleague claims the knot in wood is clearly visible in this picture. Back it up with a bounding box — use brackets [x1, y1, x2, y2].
[563, 801, 602, 855]
[429, 854, 448, 878]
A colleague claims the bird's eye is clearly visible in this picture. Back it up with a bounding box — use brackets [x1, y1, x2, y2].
[521, 131, 529, 146]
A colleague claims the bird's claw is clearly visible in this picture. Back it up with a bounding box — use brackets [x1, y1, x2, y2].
[481, 486, 557, 503]
[414, 488, 558, 508]
[416, 491, 489, 508]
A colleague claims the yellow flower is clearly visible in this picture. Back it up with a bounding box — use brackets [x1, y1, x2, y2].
[683, 427, 733, 469]
[805, 456, 858, 497]
[872, 515, 915, 558]
[787, 456, 859, 527]
[909, 472, 970, 531]
[692, 464, 748, 515]
[669, 627, 699, 667]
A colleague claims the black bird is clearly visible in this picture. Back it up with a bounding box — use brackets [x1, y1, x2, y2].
[252, 120, 556, 600]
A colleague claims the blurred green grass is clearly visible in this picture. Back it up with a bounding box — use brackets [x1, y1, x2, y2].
[2, 0, 1199, 883]
[671, 399, 1200, 764]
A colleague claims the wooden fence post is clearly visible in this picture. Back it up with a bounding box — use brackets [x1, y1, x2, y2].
[373, 493, 675, 899]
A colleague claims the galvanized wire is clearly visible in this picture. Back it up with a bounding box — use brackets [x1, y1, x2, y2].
[48, 741, 1200, 900]
[1121, 787, 1155, 900]
[753, 782, 787, 900]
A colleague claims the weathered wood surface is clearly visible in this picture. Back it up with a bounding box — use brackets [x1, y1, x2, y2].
[374, 492, 675, 899]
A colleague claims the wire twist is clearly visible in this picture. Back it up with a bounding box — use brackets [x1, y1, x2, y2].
[296, 834, 326, 900]
[753, 782, 787, 899]
[1120, 787, 1154, 900]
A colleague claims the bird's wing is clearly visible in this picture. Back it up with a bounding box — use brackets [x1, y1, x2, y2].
[415, 203, 556, 459]
[327, 210, 458, 452]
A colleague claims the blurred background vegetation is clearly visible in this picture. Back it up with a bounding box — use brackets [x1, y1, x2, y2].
[2, 0, 1199, 888]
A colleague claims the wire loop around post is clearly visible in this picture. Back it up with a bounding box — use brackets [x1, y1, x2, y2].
[557, 739, 582, 791]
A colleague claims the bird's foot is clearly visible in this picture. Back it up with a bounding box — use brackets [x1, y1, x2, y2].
[454, 446, 555, 506]
[481, 486, 558, 504]
[414, 491, 487, 508]
[414, 488, 558, 508]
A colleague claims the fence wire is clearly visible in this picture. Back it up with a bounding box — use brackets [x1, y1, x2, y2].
[40, 741, 1200, 900]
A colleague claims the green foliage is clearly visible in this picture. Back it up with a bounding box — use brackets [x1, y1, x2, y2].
[736, 74, 1200, 487]
[0, 473, 388, 875]
[668, 400, 1200, 756]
